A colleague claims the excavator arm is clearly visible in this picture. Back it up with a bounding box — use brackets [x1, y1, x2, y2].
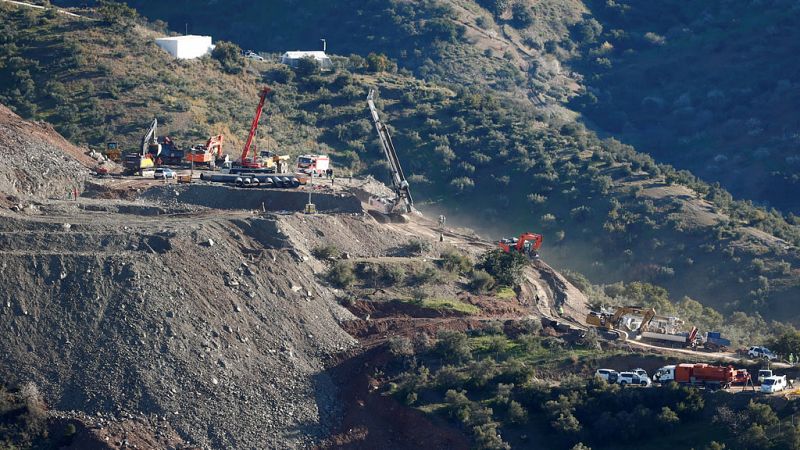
[207, 135, 224, 158]
[367, 90, 413, 213]
[516, 233, 543, 254]
[140, 118, 159, 156]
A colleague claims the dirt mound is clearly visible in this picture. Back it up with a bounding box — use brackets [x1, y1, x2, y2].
[0, 104, 94, 200]
[0, 201, 357, 449]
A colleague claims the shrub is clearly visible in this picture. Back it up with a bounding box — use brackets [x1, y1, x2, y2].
[470, 269, 495, 293]
[410, 264, 439, 285]
[380, 265, 406, 286]
[552, 412, 581, 433]
[211, 41, 243, 74]
[404, 239, 431, 256]
[511, 3, 533, 28]
[388, 336, 415, 357]
[477, 250, 527, 287]
[657, 406, 679, 429]
[265, 65, 294, 84]
[437, 366, 468, 389]
[440, 248, 472, 273]
[327, 261, 354, 288]
[97, 0, 138, 24]
[507, 400, 528, 424]
[436, 330, 472, 363]
[294, 56, 319, 77]
[312, 244, 339, 260]
[366, 52, 391, 72]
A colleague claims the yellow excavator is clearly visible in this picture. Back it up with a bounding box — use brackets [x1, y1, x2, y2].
[586, 306, 656, 333]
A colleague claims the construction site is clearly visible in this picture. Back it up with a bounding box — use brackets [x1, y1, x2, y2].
[0, 83, 795, 449]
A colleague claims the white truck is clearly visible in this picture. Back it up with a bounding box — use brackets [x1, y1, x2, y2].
[761, 375, 787, 393]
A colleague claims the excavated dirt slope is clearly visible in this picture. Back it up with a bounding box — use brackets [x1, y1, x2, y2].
[0, 199, 362, 449]
[0, 105, 94, 202]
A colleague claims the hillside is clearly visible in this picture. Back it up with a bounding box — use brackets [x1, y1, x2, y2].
[0, 101, 597, 449]
[2, 2, 800, 324]
[568, 0, 800, 213]
[75, 0, 800, 213]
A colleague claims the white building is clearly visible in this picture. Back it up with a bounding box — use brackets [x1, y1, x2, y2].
[280, 51, 333, 70]
[155, 35, 214, 60]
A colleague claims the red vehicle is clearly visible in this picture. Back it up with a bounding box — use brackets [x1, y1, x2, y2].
[654, 363, 751, 389]
[498, 232, 543, 258]
[187, 134, 225, 169]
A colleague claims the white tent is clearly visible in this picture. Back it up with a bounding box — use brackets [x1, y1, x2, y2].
[155, 35, 214, 60]
[280, 51, 333, 70]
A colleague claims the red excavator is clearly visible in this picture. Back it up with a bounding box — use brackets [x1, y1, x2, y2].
[238, 86, 271, 169]
[498, 232, 543, 258]
[186, 134, 225, 169]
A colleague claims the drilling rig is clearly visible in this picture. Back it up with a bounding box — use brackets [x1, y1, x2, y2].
[366, 89, 414, 215]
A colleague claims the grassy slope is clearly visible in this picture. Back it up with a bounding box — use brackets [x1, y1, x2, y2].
[2, 4, 800, 323]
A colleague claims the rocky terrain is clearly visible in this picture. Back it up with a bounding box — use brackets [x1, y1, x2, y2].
[0, 104, 94, 202]
[0, 108, 592, 448]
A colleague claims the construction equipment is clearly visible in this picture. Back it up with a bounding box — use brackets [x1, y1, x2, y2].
[238, 87, 271, 169]
[366, 89, 413, 214]
[296, 154, 330, 176]
[702, 331, 731, 351]
[653, 363, 751, 389]
[104, 142, 121, 162]
[123, 119, 158, 175]
[498, 232, 543, 259]
[259, 150, 290, 173]
[158, 136, 184, 165]
[585, 305, 656, 332]
[187, 135, 225, 169]
[640, 327, 700, 347]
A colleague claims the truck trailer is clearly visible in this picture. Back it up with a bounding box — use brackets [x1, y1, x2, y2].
[653, 363, 750, 389]
[640, 327, 699, 347]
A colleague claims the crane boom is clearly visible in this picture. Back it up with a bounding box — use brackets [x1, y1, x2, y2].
[367, 89, 413, 213]
[240, 87, 271, 168]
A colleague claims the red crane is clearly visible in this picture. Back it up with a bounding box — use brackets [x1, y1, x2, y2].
[239, 86, 271, 169]
[498, 232, 543, 258]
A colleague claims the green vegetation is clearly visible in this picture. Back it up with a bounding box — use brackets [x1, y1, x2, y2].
[478, 250, 528, 287]
[211, 40, 243, 74]
[326, 261, 355, 288]
[412, 297, 480, 315]
[386, 327, 800, 449]
[311, 244, 340, 260]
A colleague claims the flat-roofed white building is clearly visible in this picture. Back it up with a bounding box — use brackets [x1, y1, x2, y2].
[280, 51, 333, 70]
[155, 35, 214, 60]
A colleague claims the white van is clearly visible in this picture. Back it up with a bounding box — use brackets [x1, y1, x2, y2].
[761, 375, 787, 393]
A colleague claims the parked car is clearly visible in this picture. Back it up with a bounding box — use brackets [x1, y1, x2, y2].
[154, 168, 176, 179]
[749, 346, 777, 360]
[632, 368, 653, 385]
[595, 369, 619, 384]
[758, 369, 773, 384]
[761, 375, 788, 393]
[618, 372, 650, 387]
[244, 51, 264, 61]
